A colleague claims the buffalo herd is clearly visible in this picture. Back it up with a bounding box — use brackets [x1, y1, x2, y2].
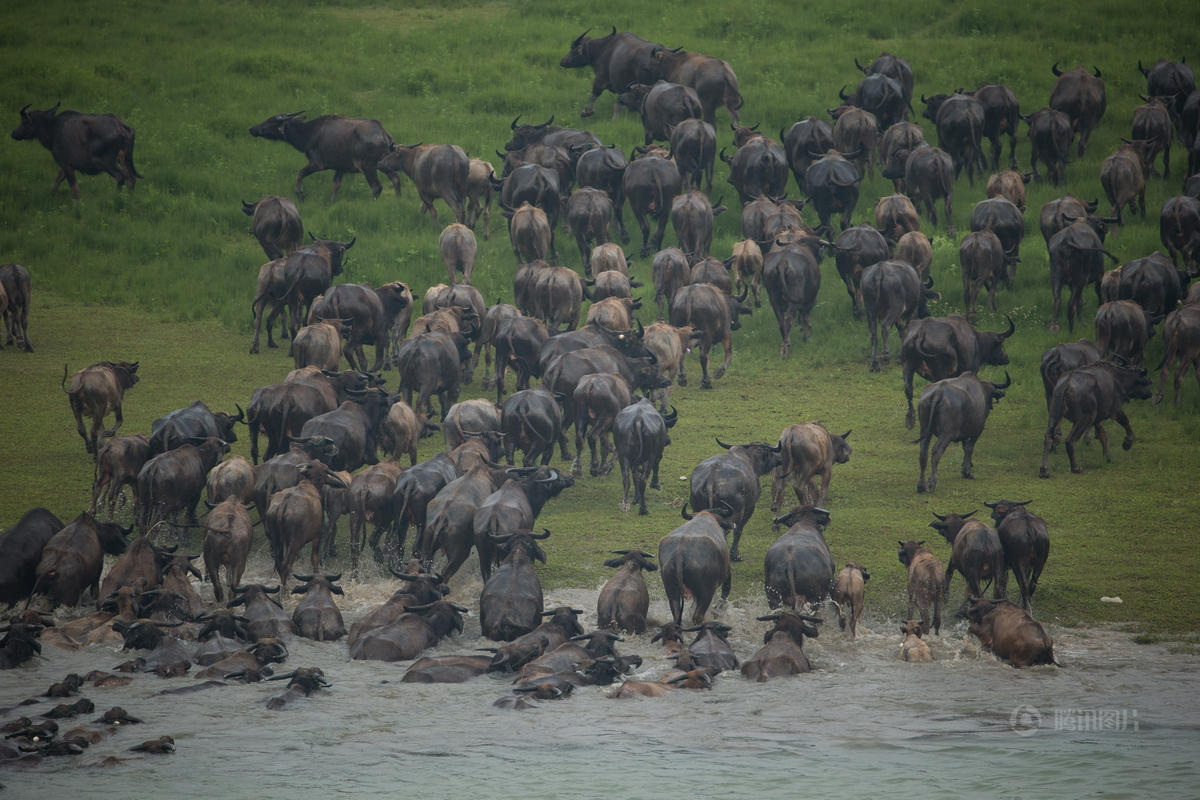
[6, 27, 1200, 752]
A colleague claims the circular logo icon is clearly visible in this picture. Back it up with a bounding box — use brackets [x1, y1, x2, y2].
[1009, 704, 1042, 736]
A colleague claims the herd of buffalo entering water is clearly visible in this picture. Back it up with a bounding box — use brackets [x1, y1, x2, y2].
[4, 25, 1199, 766]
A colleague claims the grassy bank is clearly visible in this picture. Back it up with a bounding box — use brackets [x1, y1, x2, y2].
[0, 0, 1198, 633]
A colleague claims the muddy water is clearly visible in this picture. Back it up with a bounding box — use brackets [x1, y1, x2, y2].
[2, 561, 1198, 798]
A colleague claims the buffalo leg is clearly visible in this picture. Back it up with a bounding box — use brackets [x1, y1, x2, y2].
[618, 458, 632, 513]
[712, 335, 733, 382]
[769, 467, 787, 513]
[361, 166, 383, 199]
[730, 524, 745, 563]
[960, 438, 976, 479]
[634, 460, 650, 515]
[904, 366, 917, 429]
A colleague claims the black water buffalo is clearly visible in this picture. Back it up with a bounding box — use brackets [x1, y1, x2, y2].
[969, 196, 1024, 280]
[651, 247, 690, 319]
[878, 122, 928, 192]
[0, 508, 65, 608]
[393, 331, 468, 420]
[929, 510, 1006, 608]
[298, 387, 393, 472]
[1039, 360, 1153, 477]
[473, 467, 574, 581]
[1024, 107, 1072, 185]
[1161, 195, 1200, 270]
[311, 281, 412, 372]
[241, 196, 303, 260]
[441, 398, 502, 451]
[763, 506, 834, 609]
[623, 152, 682, 257]
[1048, 218, 1119, 331]
[842, 72, 907, 130]
[900, 314, 1014, 427]
[597, 550, 658, 633]
[639, 46, 743, 125]
[613, 399, 677, 515]
[503, 116, 602, 165]
[378, 143, 469, 225]
[670, 118, 716, 192]
[1133, 97, 1173, 178]
[763, 227, 823, 357]
[31, 512, 128, 608]
[136, 436, 229, 536]
[1100, 141, 1148, 223]
[897, 540, 945, 634]
[245, 377, 339, 465]
[542, 344, 665, 438]
[723, 127, 788, 206]
[572, 372, 633, 477]
[622, 81, 702, 145]
[413, 464, 506, 580]
[1095, 300, 1153, 366]
[967, 598, 1056, 667]
[466, 157, 495, 239]
[575, 145, 629, 240]
[228, 584, 296, 640]
[916, 372, 1010, 493]
[560, 29, 664, 118]
[567, 187, 614, 270]
[385, 453, 457, 566]
[12, 103, 140, 198]
[741, 610, 823, 681]
[149, 400, 243, 457]
[499, 142, 573, 201]
[901, 146, 955, 235]
[855, 52, 915, 112]
[1155, 301, 1200, 406]
[290, 574, 346, 641]
[479, 530, 551, 641]
[1049, 63, 1107, 157]
[63, 360, 140, 458]
[960, 230, 1008, 316]
[984, 500, 1050, 612]
[782, 117, 835, 193]
[1040, 339, 1102, 409]
[690, 437, 783, 562]
[1138, 57, 1195, 125]
[863, 259, 936, 372]
[833, 224, 888, 318]
[0, 263, 33, 351]
[668, 283, 751, 389]
[672, 190, 725, 262]
[659, 507, 734, 624]
[805, 150, 861, 237]
[497, 163, 562, 238]
[249, 112, 399, 200]
[351, 600, 466, 662]
[500, 388, 568, 468]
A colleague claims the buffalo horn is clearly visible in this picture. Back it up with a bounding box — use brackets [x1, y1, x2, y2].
[1001, 315, 1015, 339]
[530, 528, 551, 540]
[932, 511, 947, 521]
[993, 371, 1012, 390]
[1051, 62, 1062, 76]
[855, 57, 866, 73]
[680, 502, 694, 521]
[714, 436, 733, 449]
[1092, 65, 1102, 78]
[839, 85, 849, 101]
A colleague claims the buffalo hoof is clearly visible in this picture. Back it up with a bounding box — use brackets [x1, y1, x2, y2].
[677, 375, 687, 387]
[638, 506, 649, 516]
[869, 362, 880, 373]
[649, 480, 660, 490]
[962, 471, 974, 479]
[619, 501, 630, 513]
[905, 411, 915, 429]
[1038, 467, 1050, 479]
[1071, 464, 1084, 474]
[700, 379, 713, 390]
[580, 109, 594, 118]
[730, 552, 743, 563]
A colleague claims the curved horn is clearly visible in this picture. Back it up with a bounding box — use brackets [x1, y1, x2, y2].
[714, 436, 733, 449]
[511, 115, 521, 130]
[1000, 315, 1015, 339]
[839, 85, 849, 101]
[983, 500, 998, 508]
[855, 57, 867, 73]
[1092, 65, 1102, 78]
[1051, 62, 1062, 76]
[680, 501, 694, 521]
[993, 371, 1012, 390]
[932, 511, 947, 521]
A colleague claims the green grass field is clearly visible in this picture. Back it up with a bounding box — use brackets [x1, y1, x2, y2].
[0, 0, 1197, 633]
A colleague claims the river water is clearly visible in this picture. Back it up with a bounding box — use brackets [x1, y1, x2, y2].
[3, 561, 1198, 799]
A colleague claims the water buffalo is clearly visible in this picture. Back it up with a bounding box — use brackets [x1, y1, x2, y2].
[916, 372, 1010, 493]
[723, 127, 789, 206]
[136, 436, 230, 537]
[597, 550, 658, 633]
[670, 118, 716, 192]
[11, 103, 140, 198]
[63, 361, 140, 458]
[898, 619, 934, 661]
[832, 224, 888, 319]
[770, 423, 851, 511]
[967, 598, 1056, 667]
[968, 197, 1024, 275]
[250, 236, 355, 354]
[479, 530, 551, 641]
[613, 399, 677, 514]
[855, 52, 915, 111]
[897, 540, 945, 634]
[473, 467, 574, 581]
[1048, 218, 1119, 332]
[623, 81, 702, 144]
[1155, 301, 1200, 406]
[659, 507, 734, 625]
[741, 610, 823, 681]
[566, 188, 614, 271]
[1100, 141, 1148, 223]
[763, 506, 835, 610]
[267, 461, 347, 584]
[1040, 339, 1102, 411]
[984, 500, 1050, 612]
[1095, 300, 1154, 366]
[929, 510, 1006, 608]
[575, 145, 629, 240]
[763, 228, 823, 357]
[623, 152, 682, 257]
[900, 314, 1014, 427]
[690, 437, 783, 561]
[669, 283, 751, 390]
[901, 146, 955, 236]
[878, 121, 928, 192]
[148, 401, 243, 458]
[290, 574, 346, 641]
[965, 84, 1021, 171]
[241, 196, 302, 260]
[0, 263, 32, 351]
[1049, 63, 1107, 157]
[393, 331, 468, 421]
[1039, 195, 1103, 244]
[875, 194, 921, 244]
[559, 29, 664, 118]
[378, 142, 469, 225]
[1138, 57, 1195, 125]
[805, 150, 861, 237]
[1024, 107, 1072, 185]
[249, 112, 399, 200]
[960, 230, 1008, 316]
[90, 433, 151, 518]
[1133, 97, 1173, 178]
[202, 498, 252, 604]
[651, 247, 690, 319]
[291, 321, 345, 371]
[671, 190, 725, 263]
[832, 562, 869, 637]
[782, 117, 835, 193]
[297, 387, 392, 472]
[842, 72, 907, 130]
[828, 105, 878, 179]
[986, 169, 1030, 213]
[726, 239, 763, 309]
[0, 508, 65, 608]
[1160, 195, 1200, 270]
[31, 512, 128, 608]
[351, 599, 467, 662]
[1040, 360, 1153, 477]
[639, 46, 743, 125]
[896, 231, 932, 280]
[205, 455, 254, 507]
[228, 584, 296, 641]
